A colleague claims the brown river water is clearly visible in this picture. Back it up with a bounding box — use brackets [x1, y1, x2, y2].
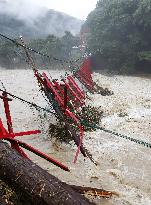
[0, 68, 151, 205]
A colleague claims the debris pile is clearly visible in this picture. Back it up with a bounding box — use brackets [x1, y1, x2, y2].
[94, 84, 114, 96]
[48, 105, 103, 142]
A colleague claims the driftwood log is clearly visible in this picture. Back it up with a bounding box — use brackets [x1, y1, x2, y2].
[0, 141, 95, 205]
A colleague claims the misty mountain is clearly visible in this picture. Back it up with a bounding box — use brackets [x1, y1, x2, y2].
[0, 9, 83, 38]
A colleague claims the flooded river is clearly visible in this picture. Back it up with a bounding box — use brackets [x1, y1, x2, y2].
[0, 68, 151, 205]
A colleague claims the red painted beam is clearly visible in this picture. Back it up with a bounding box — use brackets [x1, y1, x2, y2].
[14, 130, 41, 137]
[2, 92, 14, 133]
[6, 138, 70, 172]
[0, 130, 41, 139]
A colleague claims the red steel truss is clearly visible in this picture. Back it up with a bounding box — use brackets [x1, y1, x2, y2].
[0, 91, 69, 172]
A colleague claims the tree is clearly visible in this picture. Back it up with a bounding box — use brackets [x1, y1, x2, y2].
[61, 31, 80, 59]
[0, 32, 81, 69]
[0, 39, 20, 69]
[84, 0, 151, 73]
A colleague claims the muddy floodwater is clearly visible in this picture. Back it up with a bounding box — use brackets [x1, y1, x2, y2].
[0, 68, 151, 205]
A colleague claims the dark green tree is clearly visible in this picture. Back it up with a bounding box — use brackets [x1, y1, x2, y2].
[61, 31, 80, 59]
[0, 32, 81, 69]
[0, 39, 19, 69]
[84, 0, 151, 73]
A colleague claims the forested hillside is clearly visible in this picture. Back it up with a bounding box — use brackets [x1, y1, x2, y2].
[0, 4, 83, 69]
[83, 0, 151, 73]
[0, 10, 83, 38]
[1, 0, 151, 73]
[0, 31, 80, 69]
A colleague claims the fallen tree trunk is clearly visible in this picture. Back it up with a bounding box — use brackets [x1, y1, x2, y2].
[0, 141, 95, 205]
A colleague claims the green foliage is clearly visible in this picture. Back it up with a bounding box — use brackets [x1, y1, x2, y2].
[84, 0, 151, 72]
[0, 39, 19, 69]
[48, 106, 103, 144]
[48, 121, 73, 144]
[61, 31, 80, 59]
[29, 31, 80, 61]
[0, 10, 83, 38]
[138, 51, 151, 61]
[95, 84, 114, 96]
[0, 31, 80, 69]
[78, 105, 103, 131]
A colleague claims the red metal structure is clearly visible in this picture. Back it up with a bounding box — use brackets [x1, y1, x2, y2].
[74, 57, 95, 93]
[67, 75, 85, 100]
[0, 91, 69, 172]
[34, 70, 86, 163]
[43, 72, 85, 163]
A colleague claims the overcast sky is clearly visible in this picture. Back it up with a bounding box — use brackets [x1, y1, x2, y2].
[38, 0, 98, 19]
[1, 0, 98, 20]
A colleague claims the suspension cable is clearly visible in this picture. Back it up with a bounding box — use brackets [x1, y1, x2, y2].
[1, 34, 150, 150]
[0, 88, 55, 115]
[0, 33, 82, 64]
[0, 87, 150, 150]
[81, 121, 151, 149]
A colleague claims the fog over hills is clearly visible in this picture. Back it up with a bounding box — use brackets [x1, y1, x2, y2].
[0, 0, 83, 38]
